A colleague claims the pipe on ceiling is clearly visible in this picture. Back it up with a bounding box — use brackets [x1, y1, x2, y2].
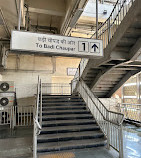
[0, 8, 11, 38]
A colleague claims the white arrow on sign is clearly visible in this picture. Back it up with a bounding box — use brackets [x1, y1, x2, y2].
[11, 31, 103, 58]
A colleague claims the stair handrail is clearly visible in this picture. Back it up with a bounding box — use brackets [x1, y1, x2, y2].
[33, 76, 42, 158]
[73, 78, 124, 157]
[79, 79, 124, 125]
[73, 0, 136, 91]
[91, 0, 135, 47]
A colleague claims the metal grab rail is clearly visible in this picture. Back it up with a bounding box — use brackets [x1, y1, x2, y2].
[42, 83, 71, 95]
[0, 106, 13, 128]
[33, 77, 42, 158]
[92, 0, 135, 48]
[120, 103, 141, 122]
[73, 0, 136, 89]
[13, 105, 34, 127]
[72, 79, 124, 158]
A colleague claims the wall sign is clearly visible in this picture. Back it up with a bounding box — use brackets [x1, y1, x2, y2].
[67, 68, 77, 76]
[11, 31, 103, 58]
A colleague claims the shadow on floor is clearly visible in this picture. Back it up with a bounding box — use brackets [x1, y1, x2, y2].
[0, 125, 33, 158]
[0, 123, 141, 158]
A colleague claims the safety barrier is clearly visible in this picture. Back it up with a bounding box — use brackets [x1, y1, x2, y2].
[72, 79, 124, 157]
[42, 83, 71, 95]
[121, 103, 141, 122]
[33, 77, 42, 158]
[0, 106, 13, 128]
[13, 105, 34, 127]
[92, 0, 136, 47]
[74, 0, 136, 84]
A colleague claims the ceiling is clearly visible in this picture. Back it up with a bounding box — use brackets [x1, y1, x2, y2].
[0, 0, 118, 42]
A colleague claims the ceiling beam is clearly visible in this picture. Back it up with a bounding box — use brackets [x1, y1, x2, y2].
[90, 66, 113, 90]
[28, 7, 65, 16]
[129, 38, 141, 61]
[106, 68, 141, 98]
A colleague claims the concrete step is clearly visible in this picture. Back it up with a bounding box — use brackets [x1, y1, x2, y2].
[37, 138, 106, 153]
[42, 95, 79, 99]
[42, 105, 86, 110]
[40, 124, 100, 134]
[41, 114, 93, 121]
[41, 98, 83, 102]
[42, 101, 85, 104]
[42, 119, 96, 127]
[42, 109, 90, 115]
[38, 131, 104, 143]
[42, 102, 86, 106]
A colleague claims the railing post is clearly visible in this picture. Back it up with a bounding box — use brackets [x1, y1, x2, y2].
[18, 0, 22, 31]
[79, 65, 80, 81]
[61, 85, 63, 95]
[11, 107, 13, 129]
[119, 124, 124, 158]
[33, 119, 37, 158]
[96, 0, 98, 39]
[70, 81, 72, 95]
[106, 111, 110, 149]
[40, 80, 42, 127]
[107, 19, 111, 43]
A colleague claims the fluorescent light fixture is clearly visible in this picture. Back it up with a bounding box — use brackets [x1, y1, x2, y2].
[124, 83, 136, 86]
[69, 9, 83, 28]
[123, 96, 137, 99]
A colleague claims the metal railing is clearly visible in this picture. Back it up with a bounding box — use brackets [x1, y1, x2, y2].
[42, 83, 71, 95]
[73, 0, 136, 87]
[13, 105, 34, 127]
[0, 92, 16, 128]
[33, 77, 42, 158]
[0, 106, 13, 128]
[72, 79, 124, 157]
[92, 0, 135, 48]
[74, 58, 88, 80]
[120, 103, 141, 122]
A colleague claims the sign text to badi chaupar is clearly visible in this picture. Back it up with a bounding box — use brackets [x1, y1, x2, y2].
[11, 31, 103, 58]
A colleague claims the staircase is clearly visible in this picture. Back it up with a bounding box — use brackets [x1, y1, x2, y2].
[75, 0, 141, 98]
[37, 94, 106, 155]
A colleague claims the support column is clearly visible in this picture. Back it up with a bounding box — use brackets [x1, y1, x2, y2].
[18, 0, 22, 31]
[96, 0, 98, 39]
[137, 74, 141, 104]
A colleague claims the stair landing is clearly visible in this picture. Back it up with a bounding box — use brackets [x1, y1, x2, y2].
[37, 95, 107, 155]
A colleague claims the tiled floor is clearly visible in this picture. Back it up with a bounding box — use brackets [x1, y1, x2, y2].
[0, 123, 141, 158]
[39, 123, 141, 158]
[0, 125, 33, 158]
[123, 123, 141, 158]
[39, 147, 119, 158]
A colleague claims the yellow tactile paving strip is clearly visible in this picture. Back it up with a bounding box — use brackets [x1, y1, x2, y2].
[39, 152, 75, 158]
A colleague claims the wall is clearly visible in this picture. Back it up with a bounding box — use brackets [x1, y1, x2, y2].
[1, 53, 80, 106]
[52, 57, 80, 83]
[100, 98, 121, 112]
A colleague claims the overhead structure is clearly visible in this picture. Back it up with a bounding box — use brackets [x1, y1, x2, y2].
[11, 30, 103, 58]
[74, 0, 141, 98]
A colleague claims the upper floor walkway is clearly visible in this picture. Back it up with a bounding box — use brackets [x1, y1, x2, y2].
[74, 0, 141, 98]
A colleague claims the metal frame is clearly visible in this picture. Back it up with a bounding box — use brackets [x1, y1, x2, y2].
[72, 78, 124, 158]
[120, 103, 141, 122]
[18, 0, 22, 31]
[0, 8, 11, 37]
[42, 83, 71, 95]
[0, 106, 13, 128]
[33, 76, 42, 158]
[13, 105, 34, 127]
[74, 0, 136, 86]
